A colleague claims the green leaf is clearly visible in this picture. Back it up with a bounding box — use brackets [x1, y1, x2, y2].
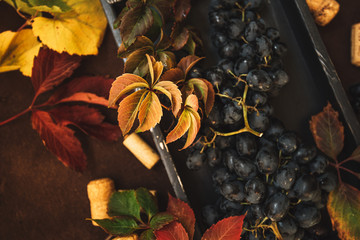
[140, 229, 156, 240]
[93, 217, 138, 236]
[149, 212, 175, 230]
[183, 35, 196, 55]
[136, 188, 158, 220]
[120, 6, 154, 47]
[28, 0, 70, 13]
[108, 190, 141, 220]
[309, 103, 344, 160]
[3, 0, 37, 15]
[327, 183, 360, 240]
[146, 5, 163, 40]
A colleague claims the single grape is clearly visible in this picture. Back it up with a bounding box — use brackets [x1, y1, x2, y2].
[260, 103, 274, 116]
[212, 168, 233, 185]
[274, 166, 297, 190]
[273, 42, 288, 56]
[277, 132, 299, 155]
[188, 67, 203, 79]
[293, 228, 305, 240]
[234, 157, 258, 179]
[234, 58, 254, 76]
[317, 171, 337, 192]
[206, 66, 225, 87]
[222, 148, 239, 172]
[212, 32, 229, 48]
[247, 90, 268, 106]
[243, 0, 264, 9]
[293, 144, 317, 164]
[223, 102, 243, 125]
[236, 133, 258, 158]
[219, 40, 239, 59]
[244, 10, 256, 22]
[293, 174, 320, 201]
[220, 180, 245, 202]
[216, 135, 236, 149]
[186, 150, 206, 170]
[219, 197, 244, 213]
[246, 69, 273, 92]
[255, 146, 279, 175]
[245, 21, 261, 42]
[278, 216, 298, 236]
[263, 118, 285, 141]
[264, 192, 290, 221]
[218, 58, 234, 73]
[294, 203, 321, 228]
[245, 178, 266, 204]
[271, 70, 289, 87]
[206, 147, 222, 167]
[256, 35, 273, 58]
[209, 10, 228, 29]
[248, 110, 270, 132]
[309, 154, 329, 174]
[207, 102, 223, 127]
[240, 44, 256, 60]
[227, 18, 246, 40]
[266, 27, 280, 41]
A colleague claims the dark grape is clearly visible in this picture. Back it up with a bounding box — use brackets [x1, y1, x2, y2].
[273, 42, 287, 56]
[228, 18, 246, 40]
[246, 69, 273, 92]
[317, 171, 337, 192]
[248, 90, 268, 106]
[188, 67, 203, 79]
[206, 66, 225, 87]
[223, 102, 243, 125]
[243, 0, 264, 9]
[271, 70, 289, 87]
[216, 135, 235, 149]
[264, 192, 290, 221]
[218, 58, 234, 73]
[278, 216, 298, 236]
[248, 110, 270, 132]
[274, 166, 297, 190]
[245, 178, 266, 204]
[256, 35, 273, 58]
[212, 168, 232, 185]
[292, 174, 320, 201]
[209, 10, 228, 29]
[207, 102, 223, 127]
[222, 148, 239, 172]
[206, 147, 222, 167]
[263, 118, 285, 141]
[219, 40, 239, 59]
[266, 27, 280, 41]
[293, 144, 317, 164]
[212, 32, 229, 48]
[220, 181, 245, 202]
[234, 157, 258, 179]
[277, 132, 299, 155]
[294, 204, 321, 228]
[309, 154, 329, 174]
[236, 133, 258, 158]
[186, 150, 205, 170]
[219, 197, 244, 213]
[234, 58, 254, 76]
[245, 21, 262, 42]
[255, 146, 279, 175]
[240, 44, 256, 60]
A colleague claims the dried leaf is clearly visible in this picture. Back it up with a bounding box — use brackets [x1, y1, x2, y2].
[327, 183, 360, 240]
[309, 103, 344, 160]
[170, 23, 189, 51]
[31, 0, 107, 55]
[109, 73, 148, 107]
[173, 0, 191, 22]
[201, 215, 245, 240]
[160, 68, 184, 84]
[149, 212, 175, 230]
[154, 81, 182, 117]
[108, 190, 141, 221]
[93, 217, 138, 236]
[117, 89, 146, 136]
[177, 55, 204, 77]
[136, 92, 163, 132]
[120, 5, 154, 47]
[154, 221, 189, 240]
[49, 105, 121, 141]
[31, 110, 86, 171]
[166, 194, 195, 239]
[31, 48, 81, 98]
[0, 29, 41, 76]
[47, 76, 114, 107]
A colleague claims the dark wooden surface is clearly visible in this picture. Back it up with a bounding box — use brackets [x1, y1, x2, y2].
[1, 0, 360, 239]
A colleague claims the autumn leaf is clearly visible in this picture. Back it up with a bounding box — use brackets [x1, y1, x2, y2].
[28, 0, 71, 13]
[31, 0, 107, 55]
[170, 23, 189, 51]
[327, 183, 360, 240]
[166, 194, 195, 239]
[125, 46, 154, 77]
[309, 102, 344, 160]
[49, 105, 121, 141]
[31, 110, 87, 171]
[154, 221, 189, 240]
[173, 0, 191, 22]
[47, 76, 114, 107]
[149, 212, 175, 230]
[0, 29, 41, 76]
[31, 48, 81, 99]
[3, 0, 38, 15]
[136, 92, 163, 132]
[154, 81, 182, 117]
[177, 55, 204, 77]
[201, 215, 245, 240]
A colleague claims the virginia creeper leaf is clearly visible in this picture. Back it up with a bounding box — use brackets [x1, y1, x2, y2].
[93, 217, 138, 236]
[49, 105, 121, 141]
[327, 183, 360, 240]
[170, 23, 189, 51]
[154, 80, 182, 116]
[31, 0, 107, 55]
[201, 215, 246, 240]
[117, 89, 146, 136]
[173, 0, 191, 22]
[31, 110, 86, 171]
[202, 79, 215, 116]
[154, 221, 189, 240]
[120, 5, 154, 47]
[157, 51, 176, 70]
[309, 103, 344, 160]
[47, 76, 114, 107]
[185, 94, 199, 112]
[135, 187, 158, 220]
[166, 194, 195, 239]
[114, 6, 130, 29]
[184, 35, 196, 55]
[118, 36, 153, 58]
[0, 29, 41, 76]
[140, 229, 156, 240]
[177, 55, 204, 77]
[31, 48, 81, 98]
[125, 46, 154, 76]
[136, 91, 163, 132]
[166, 110, 191, 145]
[108, 190, 141, 221]
[126, 0, 142, 8]
[181, 107, 201, 150]
[160, 68, 184, 84]
[109, 74, 148, 107]
[149, 212, 175, 230]
[156, 29, 172, 51]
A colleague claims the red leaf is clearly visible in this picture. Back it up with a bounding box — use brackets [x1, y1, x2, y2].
[136, 91, 163, 132]
[47, 76, 114, 107]
[201, 215, 245, 240]
[160, 68, 184, 84]
[109, 73, 148, 107]
[166, 194, 195, 239]
[31, 110, 86, 171]
[154, 221, 189, 240]
[49, 105, 121, 141]
[309, 102, 344, 160]
[177, 55, 204, 77]
[117, 89, 147, 136]
[31, 48, 81, 98]
[173, 0, 191, 22]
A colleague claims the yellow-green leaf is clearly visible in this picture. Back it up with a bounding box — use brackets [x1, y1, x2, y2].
[125, 46, 153, 76]
[29, 0, 70, 13]
[181, 107, 201, 150]
[31, 0, 107, 55]
[136, 91, 162, 132]
[0, 29, 41, 76]
[154, 80, 182, 117]
[3, 0, 37, 15]
[327, 183, 360, 240]
[166, 110, 191, 144]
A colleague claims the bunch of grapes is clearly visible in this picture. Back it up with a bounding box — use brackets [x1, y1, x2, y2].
[185, 0, 339, 239]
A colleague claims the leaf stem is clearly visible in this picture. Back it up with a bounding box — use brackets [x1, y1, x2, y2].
[338, 157, 355, 166]
[0, 107, 32, 126]
[339, 166, 359, 178]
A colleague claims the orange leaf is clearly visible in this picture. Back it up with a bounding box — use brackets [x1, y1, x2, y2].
[155, 221, 189, 240]
[125, 46, 153, 76]
[109, 73, 148, 107]
[202, 79, 215, 116]
[136, 92, 163, 132]
[117, 89, 146, 136]
[309, 103, 344, 160]
[201, 215, 246, 240]
[154, 81, 182, 117]
[153, 60, 164, 84]
[181, 107, 201, 150]
[185, 94, 199, 112]
[327, 183, 360, 240]
[160, 67, 185, 84]
[177, 55, 204, 77]
[117, 35, 153, 58]
[166, 110, 191, 144]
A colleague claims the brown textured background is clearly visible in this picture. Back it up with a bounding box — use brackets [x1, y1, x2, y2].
[0, 0, 360, 239]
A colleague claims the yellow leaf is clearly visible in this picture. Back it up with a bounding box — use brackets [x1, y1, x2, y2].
[31, 0, 107, 55]
[0, 29, 41, 77]
[2, 0, 37, 15]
